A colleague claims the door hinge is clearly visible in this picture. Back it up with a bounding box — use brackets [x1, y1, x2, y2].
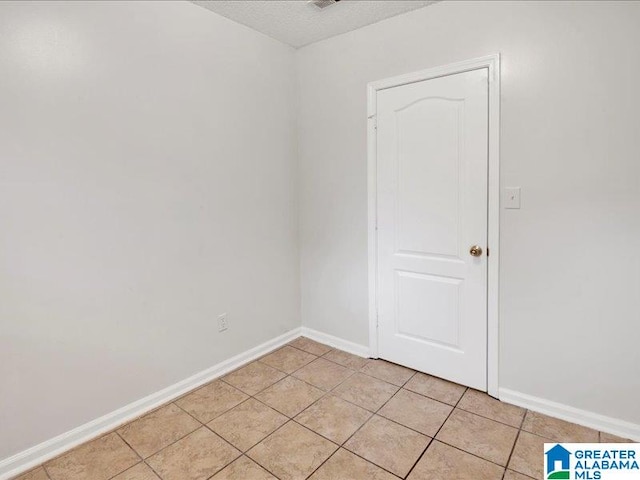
[486, 247, 490, 257]
[369, 114, 377, 130]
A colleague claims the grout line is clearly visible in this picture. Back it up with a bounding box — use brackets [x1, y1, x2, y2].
[336, 413, 420, 480]
[286, 338, 334, 358]
[218, 376, 271, 398]
[244, 363, 404, 479]
[41, 465, 53, 480]
[37, 418, 146, 474]
[251, 379, 330, 419]
[11, 339, 307, 479]
[501, 430, 521, 479]
[455, 407, 526, 429]
[374, 384, 405, 414]
[374, 409, 440, 439]
[232, 420, 300, 479]
[113, 431, 144, 463]
[309, 380, 459, 443]
[220, 370, 287, 397]
[200, 363, 540, 479]
[299, 367, 358, 390]
[113, 423, 203, 470]
[104, 459, 142, 480]
[329, 382, 399, 413]
[300, 429, 402, 480]
[208, 392, 296, 454]
[361, 359, 416, 388]
[16, 344, 551, 480]
[143, 458, 163, 480]
[301, 448, 341, 480]
[499, 408, 529, 479]
[355, 362, 414, 388]
[397, 374, 465, 408]
[257, 346, 320, 375]
[204, 454, 284, 480]
[169, 401, 206, 427]
[320, 349, 371, 370]
[403, 387, 468, 479]
[519, 409, 527, 430]
[455, 395, 528, 430]
[433, 439, 512, 470]
[315, 380, 427, 478]
[426, 409, 526, 473]
[248, 357, 370, 421]
[201, 422, 245, 453]
[172, 394, 252, 427]
[25, 340, 303, 478]
[340, 445, 405, 479]
[250, 392, 298, 419]
[108, 398, 253, 480]
[290, 364, 357, 392]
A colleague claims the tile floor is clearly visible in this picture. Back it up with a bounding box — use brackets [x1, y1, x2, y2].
[15, 337, 632, 480]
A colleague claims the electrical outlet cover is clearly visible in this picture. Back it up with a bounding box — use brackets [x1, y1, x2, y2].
[218, 313, 228, 332]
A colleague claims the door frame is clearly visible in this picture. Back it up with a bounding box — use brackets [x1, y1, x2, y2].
[367, 54, 501, 397]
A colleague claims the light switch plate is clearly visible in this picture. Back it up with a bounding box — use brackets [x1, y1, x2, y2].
[504, 187, 521, 209]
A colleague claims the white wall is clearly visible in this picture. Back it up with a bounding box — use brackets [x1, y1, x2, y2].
[3, 0, 640, 462]
[297, 1, 640, 425]
[0, 1, 299, 459]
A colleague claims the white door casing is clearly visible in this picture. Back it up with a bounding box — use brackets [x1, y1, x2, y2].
[367, 55, 500, 394]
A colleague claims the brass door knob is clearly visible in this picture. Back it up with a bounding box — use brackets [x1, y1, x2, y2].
[469, 245, 483, 257]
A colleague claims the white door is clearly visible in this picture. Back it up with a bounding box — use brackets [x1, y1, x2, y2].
[376, 68, 489, 390]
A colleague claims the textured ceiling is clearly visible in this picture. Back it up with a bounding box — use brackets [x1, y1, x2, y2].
[192, 0, 436, 48]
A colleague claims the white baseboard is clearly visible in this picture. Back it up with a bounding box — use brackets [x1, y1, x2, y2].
[0, 327, 302, 480]
[300, 327, 370, 358]
[499, 388, 640, 442]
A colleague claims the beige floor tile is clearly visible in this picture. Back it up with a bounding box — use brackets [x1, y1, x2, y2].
[111, 463, 161, 480]
[332, 372, 399, 412]
[323, 350, 369, 370]
[46, 432, 139, 480]
[508, 431, 552, 479]
[210, 456, 277, 480]
[146, 427, 240, 480]
[504, 469, 535, 480]
[360, 359, 414, 386]
[208, 398, 288, 451]
[247, 422, 337, 480]
[404, 372, 466, 405]
[344, 415, 429, 478]
[14, 467, 49, 480]
[117, 404, 200, 458]
[601, 432, 634, 443]
[457, 389, 525, 427]
[522, 410, 599, 442]
[308, 448, 397, 480]
[255, 376, 324, 417]
[436, 409, 518, 466]
[222, 361, 286, 396]
[289, 337, 332, 356]
[295, 394, 372, 444]
[27, 359, 600, 480]
[259, 346, 317, 374]
[379, 389, 452, 436]
[175, 380, 248, 423]
[407, 441, 504, 480]
[292, 358, 354, 391]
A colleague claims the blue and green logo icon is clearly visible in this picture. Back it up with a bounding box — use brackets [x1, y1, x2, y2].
[546, 444, 572, 479]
